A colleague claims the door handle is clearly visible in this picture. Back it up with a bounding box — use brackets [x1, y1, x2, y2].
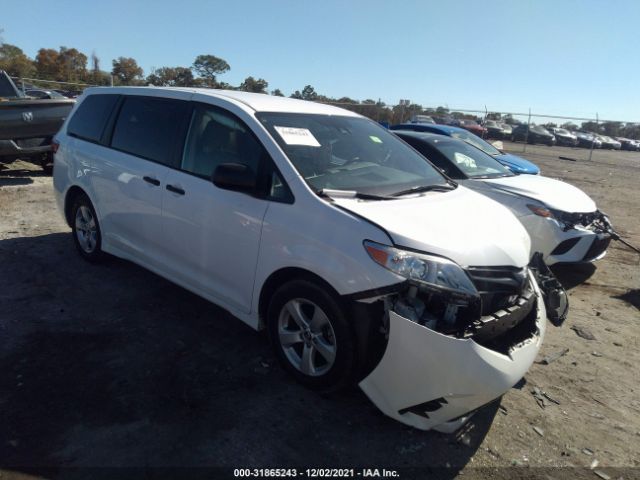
[143, 176, 160, 186]
[166, 184, 185, 195]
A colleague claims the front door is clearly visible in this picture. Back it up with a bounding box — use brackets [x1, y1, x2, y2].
[160, 102, 270, 313]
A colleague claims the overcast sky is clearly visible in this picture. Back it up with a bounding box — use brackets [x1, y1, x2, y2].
[3, 0, 639, 121]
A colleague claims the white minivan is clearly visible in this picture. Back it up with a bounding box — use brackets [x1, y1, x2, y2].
[53, 87, 558, 432]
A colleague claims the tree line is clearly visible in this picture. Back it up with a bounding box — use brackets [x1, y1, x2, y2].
[1, 37, 638, 138]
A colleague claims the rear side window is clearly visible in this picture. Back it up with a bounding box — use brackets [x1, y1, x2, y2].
[111, 96, 188, 166]
[67, 94, 119, 143]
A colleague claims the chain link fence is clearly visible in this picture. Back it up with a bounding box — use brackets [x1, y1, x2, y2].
[8, 74, 639, 163]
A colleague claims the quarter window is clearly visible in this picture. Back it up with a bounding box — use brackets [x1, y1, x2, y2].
[111, 96, 187, 166]
[67, 94, 119, 143]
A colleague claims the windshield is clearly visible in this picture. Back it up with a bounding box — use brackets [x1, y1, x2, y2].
[257, 113, 449, 196]
[556, 128, 569, 135]
[434, 139, 514, 179]
[449, 129, 501, 156]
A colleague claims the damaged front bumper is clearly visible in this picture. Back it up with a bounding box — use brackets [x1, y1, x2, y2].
[358, 271, 547, 432]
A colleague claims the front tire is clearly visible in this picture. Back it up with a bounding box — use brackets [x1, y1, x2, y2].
[71, 194, 104, 263]
[267, 279, 357, 392]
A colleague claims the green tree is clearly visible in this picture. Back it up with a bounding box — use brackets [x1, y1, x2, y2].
[271, 88, 284, 96]
[300, 85, 317, 101]
[581, 121, 601, 133]
[561, 122, 578, 131]
[57, 47, 87, 82]
[112, 57, 143, 85]
[602, 121, 622, 138]
[0, 43, 35, 78]
[35, 48, 60, 79]
[192, 54, 230, 86]
[238, 76, 268, 93]
[146, 66, 194, 87]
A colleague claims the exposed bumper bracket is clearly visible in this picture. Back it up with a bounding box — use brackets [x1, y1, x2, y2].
[529, 252, 568, 326]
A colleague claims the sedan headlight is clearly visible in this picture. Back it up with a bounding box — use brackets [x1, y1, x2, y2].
[363, 240, 478, 296]
[527, 204, 555, 218]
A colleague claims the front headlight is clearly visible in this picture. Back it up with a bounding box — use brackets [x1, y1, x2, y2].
[527, 204, 554, 218]
[363, 240, 478, 296]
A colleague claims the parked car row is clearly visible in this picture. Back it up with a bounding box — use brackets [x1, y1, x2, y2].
[52, 87, 614, 434]
[407, 115, 639, 151]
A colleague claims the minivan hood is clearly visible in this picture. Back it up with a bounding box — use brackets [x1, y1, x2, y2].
[331, 186, 530, 268]
[483, 174, 596, 213]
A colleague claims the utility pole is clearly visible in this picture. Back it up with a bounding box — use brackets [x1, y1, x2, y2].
[588, 113, 598, 162]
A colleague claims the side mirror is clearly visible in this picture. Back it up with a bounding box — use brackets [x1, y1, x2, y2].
[212, 163, 257, 193]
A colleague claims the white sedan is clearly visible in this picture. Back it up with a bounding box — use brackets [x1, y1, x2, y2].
[396, 130, 612, 265]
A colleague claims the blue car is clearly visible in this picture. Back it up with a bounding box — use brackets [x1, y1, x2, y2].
[390, 123, 540, 175]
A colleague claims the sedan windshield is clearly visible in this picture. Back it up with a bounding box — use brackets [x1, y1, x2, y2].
[432, 139, 514, 179]
[449, 129, 501, 156]
[257, 113, 450, 196]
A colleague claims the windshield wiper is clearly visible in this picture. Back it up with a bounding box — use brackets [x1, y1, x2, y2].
[390, 183, 456, 197]
[316, 189, 394, 200]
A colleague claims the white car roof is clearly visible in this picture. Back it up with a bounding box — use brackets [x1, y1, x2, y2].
[82, 86, 360, 117]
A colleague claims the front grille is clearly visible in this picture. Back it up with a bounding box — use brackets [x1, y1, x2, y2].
[583, 237, 611, 261]
[466, 266, 527, 315]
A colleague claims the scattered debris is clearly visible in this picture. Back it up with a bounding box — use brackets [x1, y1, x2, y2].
[589, 412, 606, 420]
[498, 405, 508, 415]
[536, 348, 569, 365]
[593, 471, 610, 480]
[613, 342, 623, 347]
[571, 325, 597, 340]
[543, 391, 561, 405]
[592, 351, 603, 357]
[533, 426, 544, 437]
[531, 386, 560, 408]
[595, 311, 601, 317]
[583, 448, 594, 456]
[590, 459, 599, 469]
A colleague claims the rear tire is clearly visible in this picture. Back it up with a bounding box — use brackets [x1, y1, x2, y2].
[267, 279, 357, 392]
[70, 194, 104, 263]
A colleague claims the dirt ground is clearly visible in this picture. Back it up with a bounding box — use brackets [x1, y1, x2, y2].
[1, 142, 639, 480]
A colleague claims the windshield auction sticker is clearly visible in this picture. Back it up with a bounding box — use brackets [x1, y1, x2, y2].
[274, 126, 321, 147]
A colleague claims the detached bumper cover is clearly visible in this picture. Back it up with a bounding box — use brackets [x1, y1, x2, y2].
[359, 273, 546, 431]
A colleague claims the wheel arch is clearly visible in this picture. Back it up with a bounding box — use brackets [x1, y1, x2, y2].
[258, 267, 342, 328]
[63, 185, 90, 227]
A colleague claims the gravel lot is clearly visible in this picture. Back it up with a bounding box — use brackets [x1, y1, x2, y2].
[1, 143, 639, 480]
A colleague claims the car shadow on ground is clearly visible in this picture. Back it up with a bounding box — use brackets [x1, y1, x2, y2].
[0, 233, 498, 478]
[0, 163, 48, 186]
[551, 263, 596, 290]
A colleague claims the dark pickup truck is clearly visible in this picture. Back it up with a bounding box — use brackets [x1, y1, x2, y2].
[1, 71, 75, 174]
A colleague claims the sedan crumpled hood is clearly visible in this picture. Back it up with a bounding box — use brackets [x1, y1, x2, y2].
[483, 174, 596, 213]
[331, 186, 531, 268]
